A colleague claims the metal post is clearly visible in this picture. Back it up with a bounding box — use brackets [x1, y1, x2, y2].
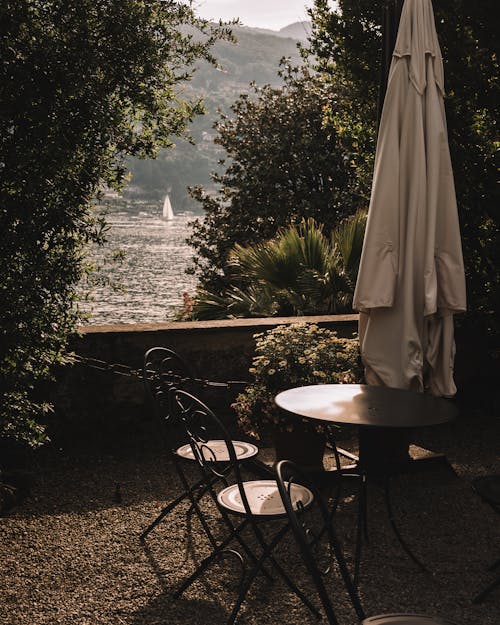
[377, 0, 404, 126]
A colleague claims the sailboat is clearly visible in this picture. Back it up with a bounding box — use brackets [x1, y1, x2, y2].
[162, 193, 174, 221]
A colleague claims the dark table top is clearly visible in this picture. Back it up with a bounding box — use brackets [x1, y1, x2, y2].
[275, 384, 457, 428]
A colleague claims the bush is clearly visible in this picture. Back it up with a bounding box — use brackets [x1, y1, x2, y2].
[0, 0, 233, 447]
[233, 322, 362, 440]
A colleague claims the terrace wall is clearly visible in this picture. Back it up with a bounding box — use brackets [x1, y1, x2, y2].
[50, 314, 495, 445]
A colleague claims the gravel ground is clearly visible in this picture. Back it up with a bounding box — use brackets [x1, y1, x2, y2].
[1, 409, 499, 625]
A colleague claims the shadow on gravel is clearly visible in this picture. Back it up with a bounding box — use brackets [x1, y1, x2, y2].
[129, 594, 232, 625]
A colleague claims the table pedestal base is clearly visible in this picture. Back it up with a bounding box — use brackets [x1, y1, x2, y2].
[358, 427, 411, 473]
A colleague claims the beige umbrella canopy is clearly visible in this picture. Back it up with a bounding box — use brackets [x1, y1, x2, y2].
[353, 0, 466, 397]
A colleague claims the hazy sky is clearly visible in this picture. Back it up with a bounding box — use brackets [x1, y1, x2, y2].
[195, 0, 317, 31]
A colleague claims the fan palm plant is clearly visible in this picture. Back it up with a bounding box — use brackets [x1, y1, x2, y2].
[190, 211, 367, 320]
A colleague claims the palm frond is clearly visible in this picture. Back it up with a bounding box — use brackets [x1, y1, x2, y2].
[297, 218, 332, 272]
[195, 213, 367, 319]
[191, 289, 232, 320]
[226, 284, 277, 318]
[231, 233, 302, 289]
[331, 209, 367, 277]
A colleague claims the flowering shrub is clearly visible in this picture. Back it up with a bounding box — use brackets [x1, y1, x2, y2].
[176, 291, 195, 321]
[233, 322, 362, 439]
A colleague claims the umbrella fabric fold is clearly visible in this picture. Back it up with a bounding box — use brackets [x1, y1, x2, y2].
[353, 0, 466, 397]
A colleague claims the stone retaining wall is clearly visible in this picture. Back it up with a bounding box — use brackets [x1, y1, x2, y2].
[51, 315, 358, 444]
[50, 314, 496, 446]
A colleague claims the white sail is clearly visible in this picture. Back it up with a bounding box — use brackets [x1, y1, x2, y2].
[162, 194, 174, 220]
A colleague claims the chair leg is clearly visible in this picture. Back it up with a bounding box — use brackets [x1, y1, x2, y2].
[317, 514, 366, 622]
[140, 479, 205, 541]
[174, 512, 274, 596]
[329, 532, 365, 621]
[267, 552, 321, 618]
[173, 518, 251, 598]
[226, 549, 270, 625]
[314, 479, 343, 546]
[224, 516, 275, 583]
[140, 447, 220, 541]
[227, 524, 321, 625]
[353, 473, 367, 588]
[185, 479, 215, 518]
[174, 460, 220, 551]
[266, 546, 321, 617]
[383, 477, 427, 572]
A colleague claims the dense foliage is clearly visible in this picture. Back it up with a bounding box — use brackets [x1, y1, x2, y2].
[0, 0, 232, 446]
[188, 0, 498, 334]
[191, 212, 366, 319]
[188, 65, 371, 294]
[233, 323, 362, 440]
[308, 0, 500, 335]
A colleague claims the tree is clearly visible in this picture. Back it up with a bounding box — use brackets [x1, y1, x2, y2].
[187, 64, 371, 294]
[191, 211, 367, 319]
[0, 0, 233, 446]
[307, 0, 500, 337]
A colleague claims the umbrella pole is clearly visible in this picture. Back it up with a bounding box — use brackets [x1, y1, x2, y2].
[377, 0, 404, 127]
[369, 1, 412, 471]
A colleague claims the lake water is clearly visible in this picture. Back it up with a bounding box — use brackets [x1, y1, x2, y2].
[81, 203, 199, 325]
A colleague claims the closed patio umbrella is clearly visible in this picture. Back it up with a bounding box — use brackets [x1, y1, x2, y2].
[353, 0, 466, 398]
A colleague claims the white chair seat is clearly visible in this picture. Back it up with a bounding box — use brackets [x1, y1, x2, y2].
[362, 615, 459, 625]
[176, 439, 258, 462]
[217, 480, 314, 517]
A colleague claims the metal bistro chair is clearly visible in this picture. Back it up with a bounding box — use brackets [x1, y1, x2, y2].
[170, 389, 321, 625]
[140, 347, 259, 541]
[276, 460, 461, 625]
[471, 475, 500, 603]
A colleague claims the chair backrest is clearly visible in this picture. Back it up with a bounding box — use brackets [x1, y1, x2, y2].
[275, 460, 365, 624]
[169, 389, 254, 514]
[143, 347, 193, 423]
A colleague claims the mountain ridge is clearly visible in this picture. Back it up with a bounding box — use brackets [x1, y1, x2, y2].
[234, 20, 311, 41]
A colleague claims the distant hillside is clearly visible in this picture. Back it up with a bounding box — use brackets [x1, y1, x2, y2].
[191, 25, 304, 89]
[279, 21, 311, 41]
[124, 24, 305, 211]
[238, 21, 311, 41]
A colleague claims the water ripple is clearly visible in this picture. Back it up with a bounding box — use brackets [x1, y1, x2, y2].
[81, 206, 199, 324]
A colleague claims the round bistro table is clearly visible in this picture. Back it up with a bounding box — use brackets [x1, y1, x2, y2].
[275, 383, 458, 472]
[275, 383, 457, 470]
[275, 383, 458, 578]
[275, 383, 457, 430]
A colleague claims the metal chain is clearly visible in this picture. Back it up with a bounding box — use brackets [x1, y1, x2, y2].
[69, 354, 248, 389]
[70, 354, 143, 378]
